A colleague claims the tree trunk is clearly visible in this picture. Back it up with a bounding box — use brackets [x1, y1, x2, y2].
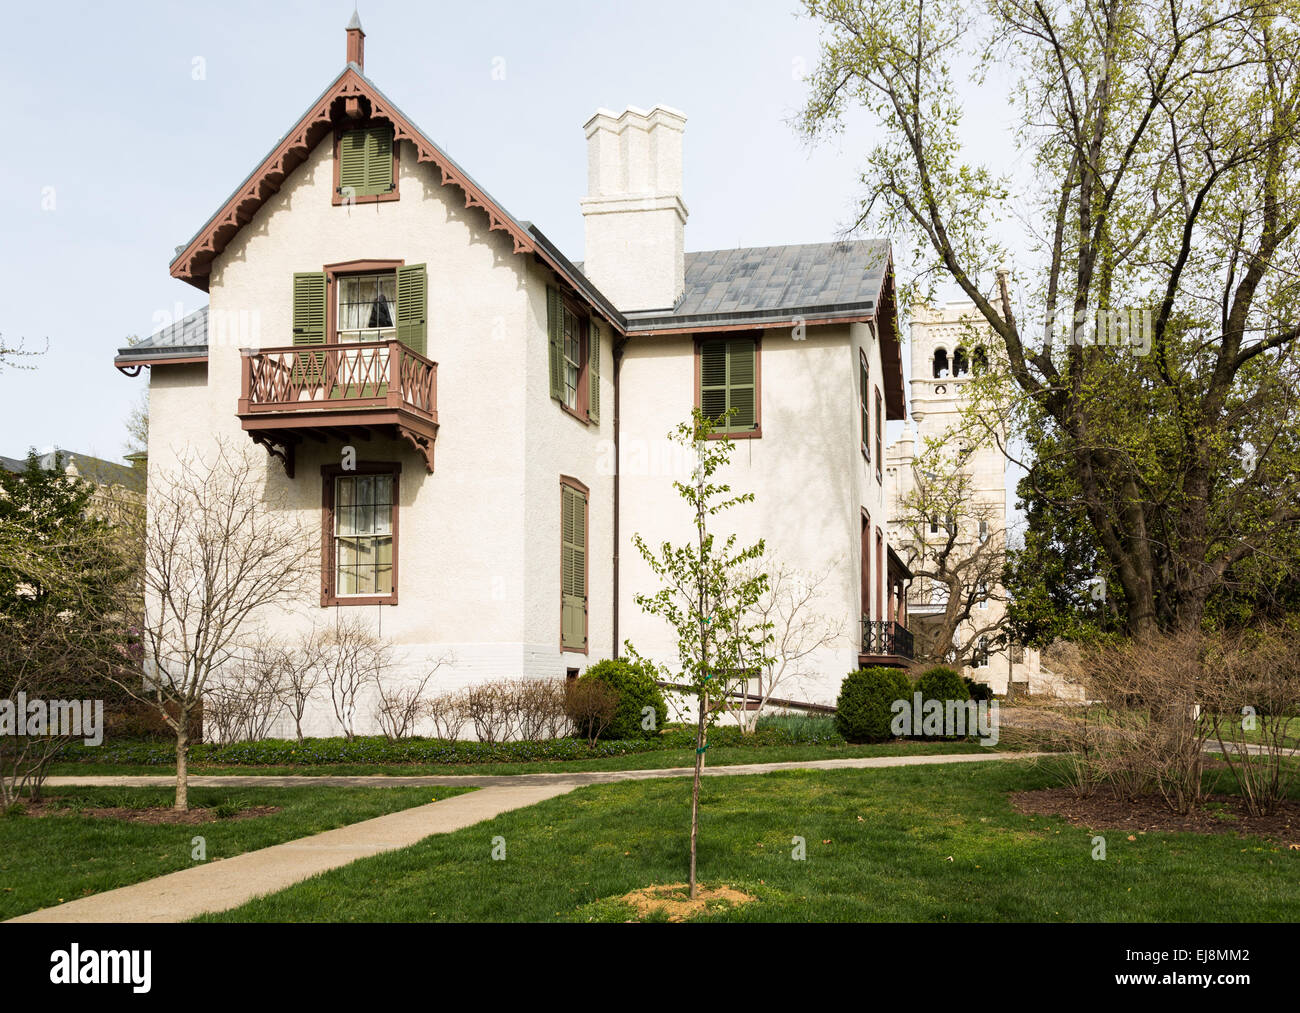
[689, 691, 707, 899]
[174, 725, 189, 812]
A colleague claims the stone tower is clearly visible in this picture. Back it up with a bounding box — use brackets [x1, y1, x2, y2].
[886, 302, 1045, 694]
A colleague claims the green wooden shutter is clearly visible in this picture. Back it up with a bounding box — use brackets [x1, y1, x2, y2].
[547, 286, 564, 401]
[292, 272, 327, 384]
[699, 337, 757, 432]
[396, 264, 427, 355]
[699, 339, 728, 423]
[338, 130, 369, 198]
[561, 484, 587, 650]
[727, 339, 757, 431]
[860, 353, 870, 457]
[588, 320, 601, 424]
[366, 126, 394, 194]
[339, 127, 393, 198]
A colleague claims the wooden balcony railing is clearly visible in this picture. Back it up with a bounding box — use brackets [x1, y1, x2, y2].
[239, 341, 437, 419]
[861, 619, 914, 661]
[237, 341, 439, 475]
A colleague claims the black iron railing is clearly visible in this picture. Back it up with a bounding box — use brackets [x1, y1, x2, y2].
[861, 619, 914, 660]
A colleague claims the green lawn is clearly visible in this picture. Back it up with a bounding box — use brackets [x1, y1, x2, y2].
[0, 784, 474, 921]
[45, 739, 997, 779]
[198, 759, 1299, 923]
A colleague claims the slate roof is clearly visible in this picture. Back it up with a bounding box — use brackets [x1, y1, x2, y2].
[624, 240, 891, 332]
[0, 449, 145, 493]
[115, 307, 209, 367]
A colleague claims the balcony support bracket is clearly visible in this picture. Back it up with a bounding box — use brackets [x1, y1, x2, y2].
[251, 432, 298, 479]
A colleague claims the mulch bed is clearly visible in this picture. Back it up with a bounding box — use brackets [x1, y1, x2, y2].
[14, 800, 281, 825]
[1011, 786, 1300, 846]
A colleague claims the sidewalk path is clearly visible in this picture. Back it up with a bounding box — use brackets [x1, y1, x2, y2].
[13, 751, 1041, 924]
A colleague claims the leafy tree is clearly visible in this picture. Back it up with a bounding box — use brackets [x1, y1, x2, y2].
[799, 0, 1300, 635]
[0, 452, 138, 804]
[626, 410, 773, 898]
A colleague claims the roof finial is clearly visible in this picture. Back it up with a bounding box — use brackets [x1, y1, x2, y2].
[346, 9, 366, 70]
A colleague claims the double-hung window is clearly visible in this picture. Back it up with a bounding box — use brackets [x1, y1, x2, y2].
[547, 287, 600, 423]
[323, 464, 400, 606]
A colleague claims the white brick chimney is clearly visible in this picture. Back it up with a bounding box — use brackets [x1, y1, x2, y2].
[580, 105, 688, 312]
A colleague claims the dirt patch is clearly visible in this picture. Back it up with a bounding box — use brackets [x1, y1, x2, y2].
[1012, 786, 1300, 845]
[619, 883, 756, 922]
[12, 800, 280, 825]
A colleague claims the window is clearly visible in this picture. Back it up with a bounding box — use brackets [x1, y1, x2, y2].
[547, 287, 599, 424]
[978, 520, 989, 544]
[335, 125, 397, 203]
[978, 581, 989, 608]
[697, 336, 760, 436]
[322, 463, 400, 606]
[973, 637, 990, 668]
[953, 347, 970, 377]
[562, 305, 582, 410]
[874, 388, 883, 480]
[561, 478, 589, 652]
[859, 349, 870, 460]
[933, 348, 949, 378]
[337, 273, 396, 344]
[860, 510, 872, 620]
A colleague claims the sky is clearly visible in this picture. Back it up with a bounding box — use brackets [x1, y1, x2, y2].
[0, 0, 1017, 473]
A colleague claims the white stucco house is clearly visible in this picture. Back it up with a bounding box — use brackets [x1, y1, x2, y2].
[114, 18, 912, 736]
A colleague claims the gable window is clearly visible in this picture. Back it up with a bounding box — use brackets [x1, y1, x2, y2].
[322, 463, 400, 606]
[561, 477, 589, 652]
[334, 125, 398, 204]
[697, 336, 760, 437]
[859, 349, 870, 460]
[547, 287, 600, 424]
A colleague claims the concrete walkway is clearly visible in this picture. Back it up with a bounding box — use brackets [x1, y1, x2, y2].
[13, 751, 1041, 924]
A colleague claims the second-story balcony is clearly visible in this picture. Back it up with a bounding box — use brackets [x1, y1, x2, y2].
[860, 618, 914, 667]
[237, 340, 438, 477]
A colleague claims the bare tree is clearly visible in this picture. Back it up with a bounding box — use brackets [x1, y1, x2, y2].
[733, 556, 846, 732]
[206, 642, 289, 745]
[111, 442, 312, 810]
[276, 628, 327, 746]
[425, 691, 467, 742]
[372, 653, 454, 741]
[892, 441, 1010, 667]
[322, 614, 391, 741]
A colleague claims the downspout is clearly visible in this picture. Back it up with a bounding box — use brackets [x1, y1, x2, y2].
[613, 336, 629, 658]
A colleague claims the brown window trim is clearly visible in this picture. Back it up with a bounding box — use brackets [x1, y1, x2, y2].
[321, 461, 401, 607]
[558, 295, 594, 426]
[560, 475, 590, 654]
[331, 125, 400, 206]
[693, 333, 763, 440]
[323, 259, 405, 344]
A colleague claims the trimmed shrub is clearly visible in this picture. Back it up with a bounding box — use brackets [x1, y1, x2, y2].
[963, 676, 995, 703]
[835, 667, 911, 743]
[916, 666, 971, 705]
[576, 659, 668, 740]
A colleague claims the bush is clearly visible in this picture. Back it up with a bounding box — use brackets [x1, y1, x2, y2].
[835, 667, 911, 743]
[576, 659, 668, 740]
[964, 676, 995, 703]
[915, 666, 971, 705]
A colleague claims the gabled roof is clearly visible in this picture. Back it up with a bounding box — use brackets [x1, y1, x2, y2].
[168, 65, 607, 326]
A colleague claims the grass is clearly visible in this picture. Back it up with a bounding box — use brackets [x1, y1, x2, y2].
[198, 758, 1299, 923]
[45, 739, 998, 778]
[0, 784, 474, 921]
